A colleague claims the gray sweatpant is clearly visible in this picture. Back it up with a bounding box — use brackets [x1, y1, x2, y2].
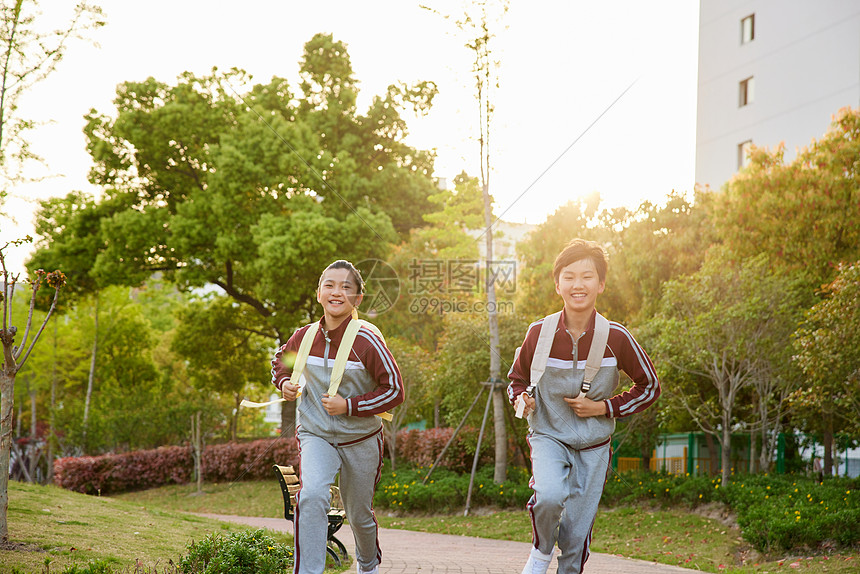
[526, 433, 612, 574]
[294, 430, 384, 574]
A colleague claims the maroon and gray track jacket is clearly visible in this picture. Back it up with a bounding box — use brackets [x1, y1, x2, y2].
[507, 309, 660, 449]
[271, 315, 403, 445]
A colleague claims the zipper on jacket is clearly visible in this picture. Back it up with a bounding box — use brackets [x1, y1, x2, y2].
[567, 328, 587, 395]
[322, 327, 334, 437]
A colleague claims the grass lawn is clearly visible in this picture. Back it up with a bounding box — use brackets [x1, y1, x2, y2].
[1, 480, 291, 574]
[8, 478, 858, 573]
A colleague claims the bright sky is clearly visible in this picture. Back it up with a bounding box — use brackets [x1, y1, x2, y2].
[3, 0, 699, 271]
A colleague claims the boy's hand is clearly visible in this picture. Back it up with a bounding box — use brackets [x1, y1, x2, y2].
[281, 382, 300, 401]
[515, 392, 536, 418]
[564, 395, 606, 418]
[322, 393, 348, 416]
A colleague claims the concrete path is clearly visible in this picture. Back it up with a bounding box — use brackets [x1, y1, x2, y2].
[197, 513, 693, 573]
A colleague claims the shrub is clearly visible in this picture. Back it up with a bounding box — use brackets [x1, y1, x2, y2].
[179, 529, 293, 574]
[394, 427, 493, 473]
[374, 463, 531, 513]
[725, 475, 860, 552]
[59, 562, 117, 574]
[54, 438, 299, 495]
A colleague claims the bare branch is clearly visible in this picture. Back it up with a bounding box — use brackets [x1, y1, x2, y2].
[16, 284, 59, 370]
[13, 272, 40, 359]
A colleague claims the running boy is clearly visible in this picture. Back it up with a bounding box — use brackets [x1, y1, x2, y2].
[508, 239, 660, 574]
[271, 260, 404, 574]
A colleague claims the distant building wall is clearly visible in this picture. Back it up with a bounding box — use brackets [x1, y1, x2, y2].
[695, 0, 860, 190]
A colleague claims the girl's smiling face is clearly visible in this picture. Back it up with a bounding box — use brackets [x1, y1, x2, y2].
[317, 267, 363, 325]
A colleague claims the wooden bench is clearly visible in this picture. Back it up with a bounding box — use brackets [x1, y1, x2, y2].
[273, 464, 349, 566]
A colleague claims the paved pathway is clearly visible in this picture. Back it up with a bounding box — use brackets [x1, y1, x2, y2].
[198, 514, 693, 573]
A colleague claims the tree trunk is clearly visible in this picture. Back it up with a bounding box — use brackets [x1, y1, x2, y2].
[192, 411, 203, 494]
[82, 293, 99, 446]
[822, 426, 834, 478]
[231, 393, 240, 442]
[749, 432, 757, 474]
[0, 332, 18, 542]
[28, 384, 37, 482]
[721, 422, 732, 487]
[47, 318, 57, 483]
[483, 182, 507, 484]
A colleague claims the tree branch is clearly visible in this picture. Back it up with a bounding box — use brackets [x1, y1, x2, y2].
[16, 286, 60, 370]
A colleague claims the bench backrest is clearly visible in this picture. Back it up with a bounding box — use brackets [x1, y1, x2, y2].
[273, 464, 344, 522]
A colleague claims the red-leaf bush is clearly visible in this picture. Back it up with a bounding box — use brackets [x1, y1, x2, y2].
[54, 437, 299, 495]
[394, 427, 492, 473]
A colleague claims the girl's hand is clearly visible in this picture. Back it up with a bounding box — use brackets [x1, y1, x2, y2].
[322, 393, 348, 416]
[564, 395, 607, 418]
[281, 382, 300, 401]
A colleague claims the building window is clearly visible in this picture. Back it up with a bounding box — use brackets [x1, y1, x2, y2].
[739, 76, 754, 107]
[741, 14, 755, 44]
[738, 140, 753, 170]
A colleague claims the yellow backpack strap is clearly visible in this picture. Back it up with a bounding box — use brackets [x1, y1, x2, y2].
[291, 322, 320, 397]
[328, 319, 361, 396]
[328, 319, 393, 421]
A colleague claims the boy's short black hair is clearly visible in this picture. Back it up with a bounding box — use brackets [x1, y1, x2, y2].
[552, 239, 608, 283]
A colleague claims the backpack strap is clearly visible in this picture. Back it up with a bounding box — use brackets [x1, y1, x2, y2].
[528, 311, 610, 395]
[530, 311, 563, 386]
[326, 319, 393, 421]
[291, 321, 321, 394]
[579, 312, 610, 397]
[242, 319, 393, 421]
[240, 323, 319, 409]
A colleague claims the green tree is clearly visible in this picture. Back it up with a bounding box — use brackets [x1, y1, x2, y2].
[647, 249, 808, 486]
[31, 35, 438, 342]
[714, 107, 860, 286]
[172, 296, 271, 442]
[606, 189, 715, 323]
[792, 261, 860, 475]
[383, 337, 434, 469]
[376, 171, 484, 351]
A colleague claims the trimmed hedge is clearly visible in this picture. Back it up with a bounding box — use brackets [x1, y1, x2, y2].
[54, 437, 299, 495]
[53, 427, 489, 495]
[394, 426, 492, 473]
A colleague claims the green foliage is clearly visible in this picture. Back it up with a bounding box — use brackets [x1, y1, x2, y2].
[714, 107, 860, 286]
[603, 471, 860, 553]
[792, 261, 860, 438]
[375, 464, 531, 513]
[59, 561, 117, 574]
[721, 474, 860, 552]
[179, 529, 293, 574]
[29, 34, 439, 342]
[432, 312, 528, 428]
[644, 250, 811, 483]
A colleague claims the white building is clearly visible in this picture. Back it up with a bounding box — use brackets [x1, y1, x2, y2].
[695, 0, 860, 190]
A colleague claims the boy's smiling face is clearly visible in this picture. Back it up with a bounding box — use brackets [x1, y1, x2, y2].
[555, 257, 605, 316]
